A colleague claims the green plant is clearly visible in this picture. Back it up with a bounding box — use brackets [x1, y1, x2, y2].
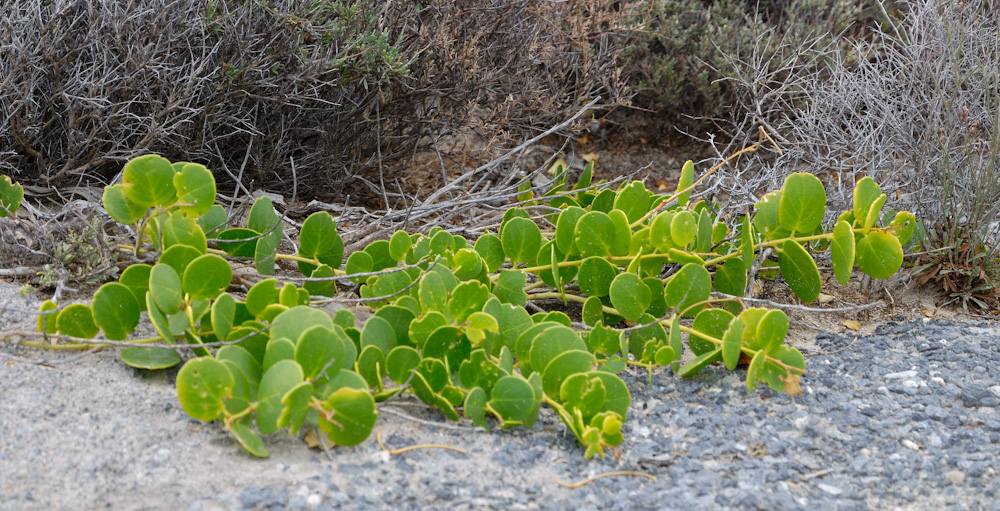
[30, 151, 911, 458]
[0, 175, 22, 217]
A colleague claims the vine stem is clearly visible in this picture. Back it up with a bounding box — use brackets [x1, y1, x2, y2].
[555, 471, 657, 489]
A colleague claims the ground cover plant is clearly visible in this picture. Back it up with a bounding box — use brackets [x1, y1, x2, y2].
[1, 145, 915, 458]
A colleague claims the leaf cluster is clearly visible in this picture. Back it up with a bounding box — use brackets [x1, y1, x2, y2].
[20, 151, 913, 458]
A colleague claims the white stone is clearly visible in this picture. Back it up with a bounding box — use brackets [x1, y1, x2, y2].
[884, 370, 918, 380]
[901, 439, 920, 450]
[817, 483, 843, 495]
[306, 494, 322, 507]
[931, 377, 946, 386]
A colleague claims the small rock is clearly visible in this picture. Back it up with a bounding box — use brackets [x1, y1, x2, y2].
[901, 439, 920, 450]
[885, 370, 918, 380]
[816, 483, 843, 495]
[961, 385, 995, 408]
[306, 494, 321, 508]
[945, 470, 966, 485]
[931, 377, 946, 387]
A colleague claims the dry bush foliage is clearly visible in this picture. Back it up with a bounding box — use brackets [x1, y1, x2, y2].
[0, 0, 630, 202]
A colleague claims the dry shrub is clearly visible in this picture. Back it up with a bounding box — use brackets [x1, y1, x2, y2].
[0, 0, 631, 201]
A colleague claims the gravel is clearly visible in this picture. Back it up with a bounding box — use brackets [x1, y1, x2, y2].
[2, 282, 1000, 511]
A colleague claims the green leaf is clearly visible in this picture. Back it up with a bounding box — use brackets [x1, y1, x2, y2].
[761, 346, 806, 393]
[555, 206, 586, 255]
[295, 325, 347, 381]
[102, 184, 147, 225]
[613, 181, 651, 224]
[712, 259, 746, 315]
[778, 173, 826, 234]
[176, 357, 233, 421]
[740, 213, 755, 269]
[474, 233, 505, 273]
[753, 190, 789, 240]
[197, 204, 227, 235]
[856, 231, 904, 279]
[448, 281, 489, 321]
[92, 282, 140, 340]
[670, 211, 697, 247]
[247, 197, 282, 275]
[159, 245, 201, 282]
[831, 220, 856, 285]
[628, 313, 667, 359]
[501, 217, 542, 265]
[690, 309, 733, 355]
[361, 316, 396, 355]
[588, 372, 630, 418]
[494, 270, 527, 306]
[119, 264, 152, 312]
[256, 359, 304, 435]
[542, 350, 597, 397]
[649, 211, 676, 253]
[577, 257, 618, 298]
[489, 375, 535, 421]
[217, 345, 261, 392]
[298, 212, 342, 263]
[160, 210, 207, 254]
[464, 387, 489, 431]
[319, 387, 378, 446]
[757, 309, 789, 351]
[654, 346, 676, 366]
[278, 382, 313, 435]
[746, 349, 767, 392]
[364, 239, 395, 271]
[182, 254, 232, 301]
[695, 208, 713, 253]
[303, 264, 337, 298]
[0, 175, 24, 217]
[678, 347, 723, 378]
[528, 325, 588, 377]
[721, 317, 744, 371]
[215, 228, 258, 257]
[668, 314, 682, 367]
[862, 194, 887, 234]
[608, 209, 632, 257]
[853, 177, 882, 227]
[388, 230, 412, 262]
[676, 160, 695, 208]
[385, 346, 421, 384]
[574, 211, 616, 258]
[121, 154, 177, 208]
[608, 273, 651, 322]
[149, 263, 184, 314]
[581, 296, 605, 327]
[484, 299, 534, 354]
[665, 262, 711, 317]
[889, 211, 917, 245]
[423, 325, 471, 369]
[357, 345, 386, 390]
[560, 373, 606, 420]
[373, 305, 416, 348]
[452, 248, 484, 281]
[119, 347, 181, 369]
[172, 162, 216, 216]
[56, 303, 99, 339]
[271, 305, 335, 345]
[777, 240, 822, 303]
[245, 278, 280, 318]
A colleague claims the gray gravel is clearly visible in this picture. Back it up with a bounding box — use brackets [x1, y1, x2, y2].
[2, 282, 1000, 511]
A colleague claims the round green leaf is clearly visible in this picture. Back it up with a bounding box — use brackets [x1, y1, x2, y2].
[172, 162, 215, 216]
[678, 347, 723, 378]
[757, 309, 789, 352]
[464, 387, 489, 430]
[361, 315, 396, 354]
[448, 281, 489, 321]
[215, 228, 259, 257]
[474, 233, 505, 273]
[120, 347, 181, 370]
[278, 382, 313, 435]
[271, 305, 335, 345]
[831, 220, 856, 285]
[182, 254, 232, 301]
[303, 264, 337, 298]
[777, 240, 822, 303]
[574, 211, 616, 258]
[489, 375, 535, 421]
[588, 371, 630, 419]
[298, 212, 340, 260]
[577, 257, 618, 298]
[197, 204, 227, 235]
[159, 245, 201, 282]
[92, 282, 140, 340]
[357, 345, 386, 389]
[712, 258, 747, 315]
[670, 210, 697, 247]
[542, 350, 596, 397]
[690, 309, 734, 355]
[388, 230, 412, 262]
[245, 278, 280, 318]
[853, 177, 882, 226]
[608, 209, 632, 257]
[528, 325, 588, 376]
[501, 217, 542, 265]
[364, 239, 395, 271]
[102, 184, 147, 225]
[408, 311, 448, 348]
[119, 264, 152, 312]
[217, 345, 262, 390]
[256, 359, 304, 435]
[856, 231, 904, 280]
[676, 160, 695, 207]
[161, 210, 207, 254]
[654, 346, 676, 366]
[149, 263, 184, 314]
[494, 269, 528, 306]
[320, 387, 378, 446]
[649, 211, 676, 252]
[581, 296, 605, 327]
[36, 300, 58, 334]
[345, 251, 374, 284]
[121, 154, 177, 208]
[746, 349, 766, 392]
[386, 346, 421, 384]
[779, 173, 826, 234]
[55, 303, 99, 339]
[890, 211, 917, 245]
[423, 325, 471, 369]
[247, 196, 282, 275]
[295, 325, 347, 381]
[665, 262, 711, 317]
[613, 181, 651, 224]
[555, 206, 587, 255]
[176, 357, 234, 421]
[453, 248, 484, 281]
[609, 272, 651, 322]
